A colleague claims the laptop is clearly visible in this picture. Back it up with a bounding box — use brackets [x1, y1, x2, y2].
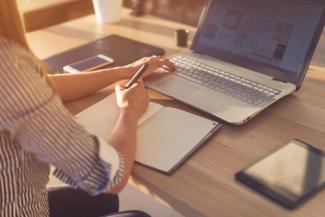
[146, 0, 325, 125]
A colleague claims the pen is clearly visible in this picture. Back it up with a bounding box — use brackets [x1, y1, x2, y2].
[124, 63, 149, 89]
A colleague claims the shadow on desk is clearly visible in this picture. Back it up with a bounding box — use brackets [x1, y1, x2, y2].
[131, 171, 208, 217]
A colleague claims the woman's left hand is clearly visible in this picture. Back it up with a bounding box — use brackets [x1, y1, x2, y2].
[125, 55, 175, 78]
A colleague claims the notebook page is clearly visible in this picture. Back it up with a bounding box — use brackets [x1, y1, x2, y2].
[75, 94, 163, 139]
[136, 107, 218, 172]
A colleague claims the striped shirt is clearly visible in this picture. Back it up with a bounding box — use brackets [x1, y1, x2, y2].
[0, 37, 124, 217]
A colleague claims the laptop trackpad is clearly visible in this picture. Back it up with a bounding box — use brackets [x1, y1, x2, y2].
[154, 76, 199, 97]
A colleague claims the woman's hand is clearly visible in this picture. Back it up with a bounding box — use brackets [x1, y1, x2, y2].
[125, 55, 175, 78]
[107, 79, 149, 193]
[115, 79, 149, 124]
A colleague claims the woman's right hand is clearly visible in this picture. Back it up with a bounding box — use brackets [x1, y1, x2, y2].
[115, 79, 149, 124]
[107, 80, 148, 193]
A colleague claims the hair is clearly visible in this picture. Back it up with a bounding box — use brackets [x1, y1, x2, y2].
[0, 0, 50, 78]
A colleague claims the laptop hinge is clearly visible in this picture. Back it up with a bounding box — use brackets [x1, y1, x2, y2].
[272, 77, 287, 83]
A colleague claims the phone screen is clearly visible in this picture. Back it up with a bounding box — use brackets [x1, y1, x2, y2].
[70, 56, 111, 71]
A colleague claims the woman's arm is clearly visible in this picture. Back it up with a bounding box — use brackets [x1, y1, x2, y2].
[1, 39, 123, 195]
[105, 112, 137, 193]
[47, 56, 175, 102]
[1, 39, 166, 195]
[48, 66, 132, 102]
[105, 81, 149, 193]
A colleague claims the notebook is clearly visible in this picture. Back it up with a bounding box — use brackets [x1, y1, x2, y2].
[75, 94, 221, 174]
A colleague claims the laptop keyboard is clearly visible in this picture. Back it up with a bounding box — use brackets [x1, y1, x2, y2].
[171, 56, 281, 106]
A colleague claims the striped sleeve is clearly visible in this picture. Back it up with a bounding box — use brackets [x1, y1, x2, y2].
[0, 38, 124, 195]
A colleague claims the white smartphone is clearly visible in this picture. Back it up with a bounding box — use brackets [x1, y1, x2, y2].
[63, 54, 114, 73]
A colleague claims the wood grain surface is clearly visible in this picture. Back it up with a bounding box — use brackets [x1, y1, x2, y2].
[27, 9, 325, 217]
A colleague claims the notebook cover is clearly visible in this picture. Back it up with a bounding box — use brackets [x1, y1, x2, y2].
[136, 107, 221, 175]
[75, 94, 222, 175]
[44, 34, 165, 73]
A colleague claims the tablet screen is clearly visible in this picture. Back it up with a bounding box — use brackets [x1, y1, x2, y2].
[238, 140, 325, 207]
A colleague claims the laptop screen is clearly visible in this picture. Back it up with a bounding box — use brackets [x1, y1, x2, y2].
[192, 0, 325, 86]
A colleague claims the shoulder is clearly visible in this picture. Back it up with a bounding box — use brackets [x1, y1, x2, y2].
[0, 36, 46, 78]
[0, 37, 55, 128]
[0, 36, 30, 59]
[0, 36, 53, 97]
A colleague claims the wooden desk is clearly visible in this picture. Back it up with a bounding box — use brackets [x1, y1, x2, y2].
[27, 9, 325, 217]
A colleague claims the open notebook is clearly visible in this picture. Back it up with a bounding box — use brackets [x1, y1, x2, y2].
[76, 94, 221, 174]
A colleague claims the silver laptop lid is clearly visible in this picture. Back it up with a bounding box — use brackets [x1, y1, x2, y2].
[191, 0, 325, 88]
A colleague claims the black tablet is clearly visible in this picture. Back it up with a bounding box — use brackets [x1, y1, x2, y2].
[236, 139, 325, 209]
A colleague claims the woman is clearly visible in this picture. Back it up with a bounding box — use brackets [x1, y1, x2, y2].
[0, 1, 174, 217]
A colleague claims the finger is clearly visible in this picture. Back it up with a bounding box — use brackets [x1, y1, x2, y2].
[129, 81, 140, 90]
[158, 58, 174, 65]
[128, 79, 144, 90]
[137, 78, 144, 84]
[135, 57, 148, 65]
[163, 59, 176, 68]
[151, 58, 175, 69]
[147, 55, 161, 63]
[142, 57, 150, 62]
[162, 65, 175, 72]
[137, 79, 146, 89]
[150, 55, 160, 58]
[148, 58, 164, 67]
[115, 84, 125, 92]
[135, 79, 147, 92]
[164, 61, 176, 70]
[115, 85, 124, 97]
